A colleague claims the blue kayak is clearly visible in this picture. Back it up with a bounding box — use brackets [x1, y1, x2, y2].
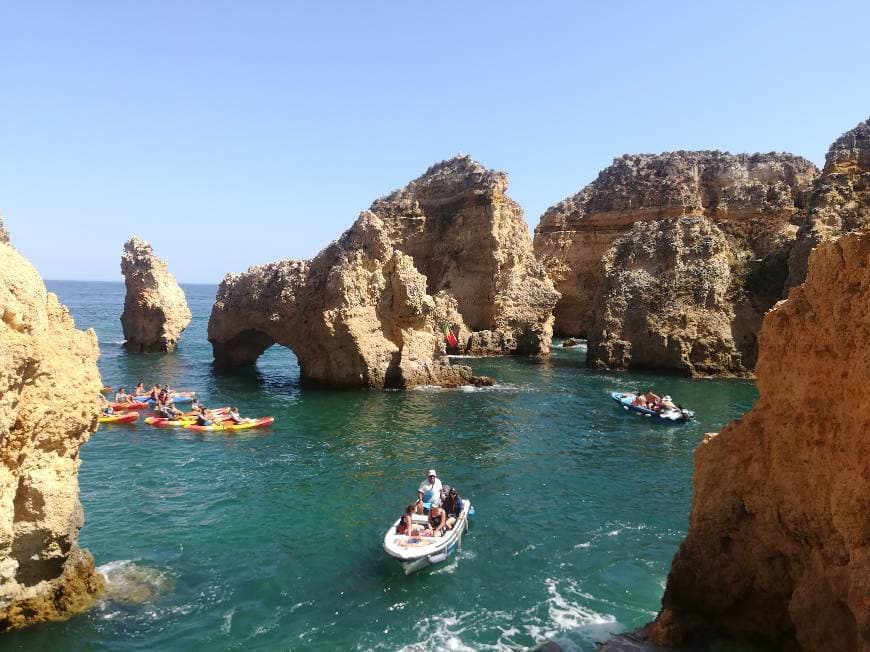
[610, 392, 694, 422]
[133, 392, 195, 405]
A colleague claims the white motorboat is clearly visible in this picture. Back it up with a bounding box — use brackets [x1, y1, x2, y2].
[382, 500, 472, 575]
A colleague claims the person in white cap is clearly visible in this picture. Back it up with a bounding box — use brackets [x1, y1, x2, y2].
[418, 469, 443, 507]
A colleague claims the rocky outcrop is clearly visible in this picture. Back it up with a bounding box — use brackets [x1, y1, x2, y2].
[120, 237, 191, 353]
[587, 216, 747, 375]
[787, 117, 870, 287]
[371, 156, 560, 356]
[646, 230, 870, 651]
[0, 238, 104, 630]
[534, 152, 818, 338]
[0, 213, 8, 245]
[209, 213, 484, 389]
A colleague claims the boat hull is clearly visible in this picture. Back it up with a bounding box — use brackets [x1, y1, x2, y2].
[383, 501, 471, 575]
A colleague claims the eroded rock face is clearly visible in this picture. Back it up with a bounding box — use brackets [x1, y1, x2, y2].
[0, 239, 104, 630]
[646, 230, 870, 651]
[787, 117, 870, 287]
[208, 213, 479, 389]
[534, 151, 817, 337]
[587, 216, 747, 375]
[371, 156, 559, 356]
[0, 213, 8, 245]
[120, 237, 191, 353]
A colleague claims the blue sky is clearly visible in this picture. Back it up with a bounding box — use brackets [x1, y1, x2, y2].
[2, 1, 868, 282]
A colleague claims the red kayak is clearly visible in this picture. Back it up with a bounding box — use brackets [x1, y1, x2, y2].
[99, 411, 139, 425]
[110, 401, 150, 411]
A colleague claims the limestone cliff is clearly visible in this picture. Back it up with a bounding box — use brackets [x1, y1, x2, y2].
[120, 237, 191, 353]
[787, 117, 870, 287]
[0, 213, 8, 245]
[534, 151, 817, 337]
[371, 156, 559, 356]
[646, 230, 870, 651]
[0, 239, 104, 630]
[587, 216, 746, 375]
[208, 212, 482, 389]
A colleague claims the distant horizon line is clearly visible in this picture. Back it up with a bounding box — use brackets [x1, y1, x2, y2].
[45, 278, 219, 286]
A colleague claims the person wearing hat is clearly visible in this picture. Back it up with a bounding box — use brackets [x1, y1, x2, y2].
[660, 395, 676, 410]
[418, 469, 443, 508]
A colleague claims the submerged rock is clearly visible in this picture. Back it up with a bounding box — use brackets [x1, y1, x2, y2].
[787, 117, 870, 287]
[0, 236, 104, 630]
[534, 151, 817, 340]
[646, 229, 870, 650]
[208, 213, 477, 389]
[587, 216, 746, 375]
[371, 155, 560, 356]
[120, 237, 191, 353]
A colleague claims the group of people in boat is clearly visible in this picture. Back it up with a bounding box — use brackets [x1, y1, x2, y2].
[631, 388, 678, 412]
[396, 469, 464, 538]
[101, 383, 253, 426]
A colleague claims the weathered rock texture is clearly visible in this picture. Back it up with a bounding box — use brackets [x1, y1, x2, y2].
[120, 237, 191, 353]
[371, 156, 560, 356]
[534, 152, 818, 340]
[587, 216, 746, 375]
[209, 213, 482, 389]
[0, 213, 9, 245]
[787, 117, 870, 287]
[647, 230, 870, 651]
[0, 239, 104, 630]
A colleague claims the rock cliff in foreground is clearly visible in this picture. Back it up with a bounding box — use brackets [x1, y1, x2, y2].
[534, 152, 817, 338]
[787, 117, 870, 287]
[208, 213, 483, 388]
[0, 213, 8, 245]
[120, 237, 191, 353]
[0, 238, 104, 630]
[371, 156, 559, 356]
[646, 230, 870, 651]
[587, 216, 746, 375]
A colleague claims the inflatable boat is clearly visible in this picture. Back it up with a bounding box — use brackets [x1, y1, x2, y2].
[610, 391, 694, 422]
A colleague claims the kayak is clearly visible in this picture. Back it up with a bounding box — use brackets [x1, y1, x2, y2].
[110, 401, 150, 411]
[99, 411, 139, 425]
[184, 416, 275, 432]
[144, 408, 230, 428]
[610, 391, 694, 422]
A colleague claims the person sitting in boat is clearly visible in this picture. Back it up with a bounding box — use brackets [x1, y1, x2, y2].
[631, 394, 648, 409]
[134, 382, 146, 396]
[194, 405, 213, 426]
[660, 395, 676, 411]
[114, 387, 131, 404]
[644, 388, 662, 410]
[441, 486, 463, 531]
[426, 504, 448, 537]
[395, 504, 421, 536]
[418, 469, 443, 509]
[226, 407, 251, 425]
[99, 395, 114, 416]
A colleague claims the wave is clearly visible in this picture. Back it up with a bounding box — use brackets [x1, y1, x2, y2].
[97, 559, 175, 606]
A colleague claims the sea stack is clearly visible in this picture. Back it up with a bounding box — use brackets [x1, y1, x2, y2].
[645, 228, 870, 651]
[120, 236, 191, 353]
[0, 234, 105, 630]
[787, 117, 870, 287]
[371, 156, 560, 356]
[209, 212, 485, 389]
[534, 152, 818, 354]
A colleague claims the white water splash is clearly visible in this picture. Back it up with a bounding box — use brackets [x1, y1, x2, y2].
[98, 560, 174, 606]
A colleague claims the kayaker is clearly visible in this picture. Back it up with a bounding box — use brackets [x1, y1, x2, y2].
[194, 405, 212, 427]
[114, 387, 130, 404]
[418, 470, 443, 508]
[134, 382, 146, 396]
[226, 407, 251, 425]
[441, 486, 462, 530]
[99, 395, 114, 416]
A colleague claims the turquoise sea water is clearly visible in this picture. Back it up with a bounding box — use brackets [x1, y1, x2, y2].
[4, 282, 758, 651]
